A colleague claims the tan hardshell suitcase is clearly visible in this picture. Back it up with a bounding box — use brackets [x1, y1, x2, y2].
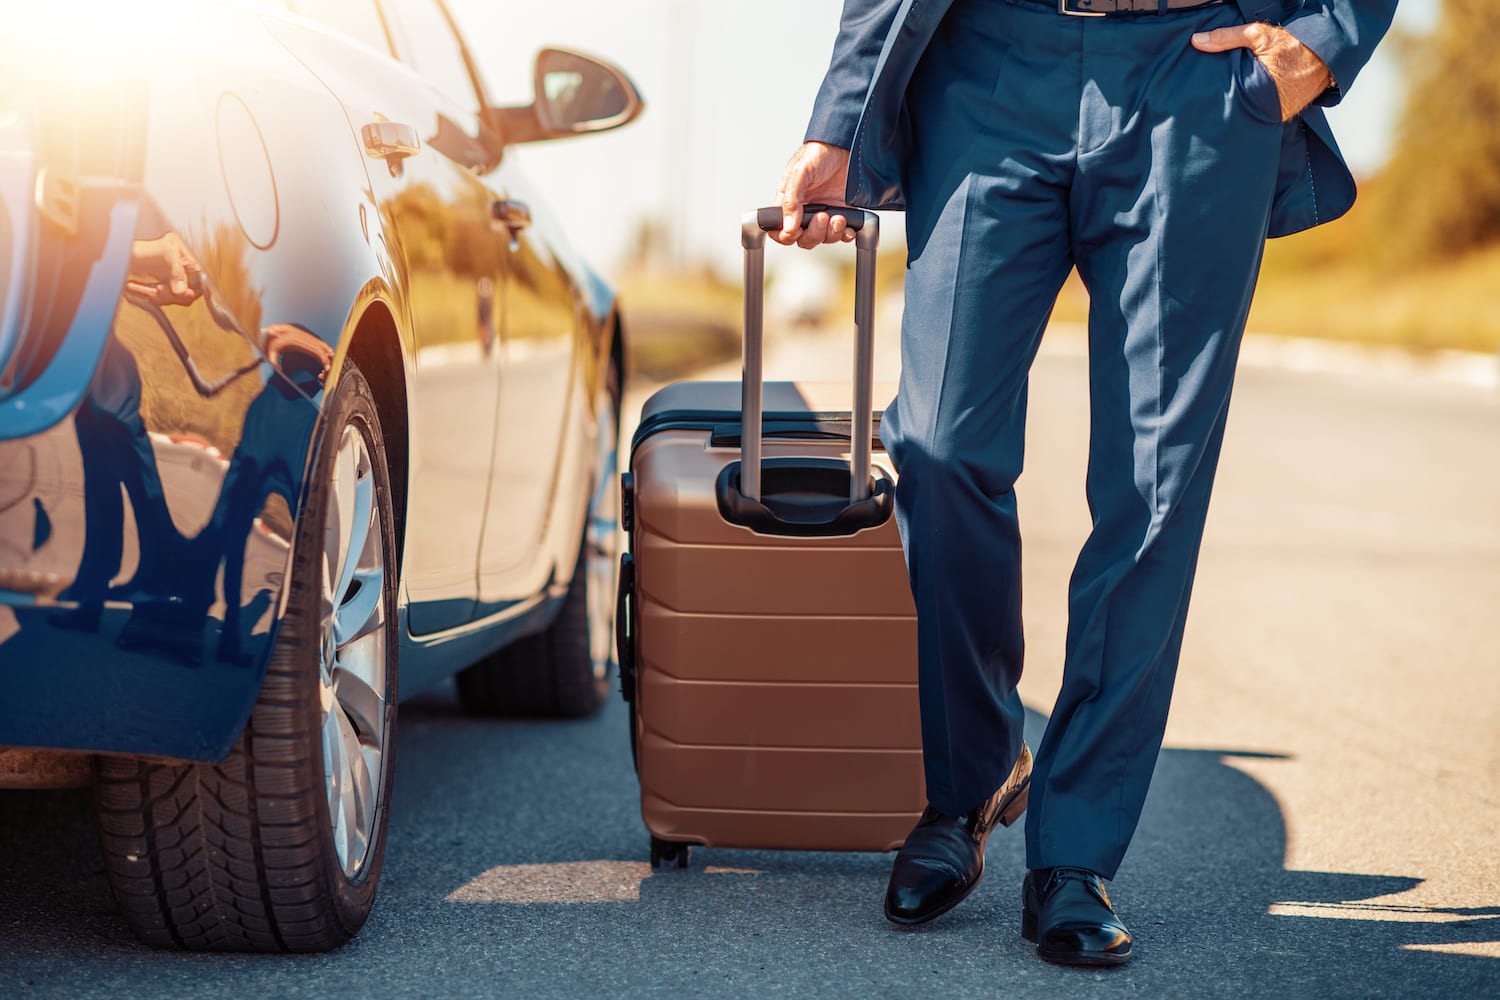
[617, 207, 923, 867]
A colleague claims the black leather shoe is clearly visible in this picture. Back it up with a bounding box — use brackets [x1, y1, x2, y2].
[884, 743, 1031, 926]
[1021, 867, 1133, 966]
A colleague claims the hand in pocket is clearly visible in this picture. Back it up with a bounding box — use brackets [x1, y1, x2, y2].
[1191, 22, 1334, 122]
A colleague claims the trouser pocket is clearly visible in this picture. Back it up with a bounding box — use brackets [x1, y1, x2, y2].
[1235, 47, 1284, 125]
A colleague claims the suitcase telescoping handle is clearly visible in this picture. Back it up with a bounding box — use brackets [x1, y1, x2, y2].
[716, 204, 893, 538]
[740, 205, 878, 504]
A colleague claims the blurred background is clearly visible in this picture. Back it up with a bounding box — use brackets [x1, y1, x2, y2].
[449, 0, 1496, 381]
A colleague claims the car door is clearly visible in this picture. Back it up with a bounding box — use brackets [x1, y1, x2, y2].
[388, 0, 585, 612]
[276, 0, 509, 634]
[476, 188, 582, 610]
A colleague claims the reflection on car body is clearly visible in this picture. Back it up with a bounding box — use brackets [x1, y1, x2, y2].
[0, 0, 641, 952]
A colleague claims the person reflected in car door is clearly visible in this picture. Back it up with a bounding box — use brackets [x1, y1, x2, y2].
[50, 219, 200, 646]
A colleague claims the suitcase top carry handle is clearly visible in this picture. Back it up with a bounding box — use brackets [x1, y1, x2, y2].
[718, 206, 889, 538]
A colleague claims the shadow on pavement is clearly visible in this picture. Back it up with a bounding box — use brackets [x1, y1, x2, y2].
[1, 695, 1495, 997]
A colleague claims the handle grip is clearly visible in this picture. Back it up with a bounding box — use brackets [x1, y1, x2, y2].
[755, 203, 869, 233]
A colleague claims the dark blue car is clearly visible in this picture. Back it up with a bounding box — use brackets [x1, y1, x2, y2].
[0, 0, 641, 951]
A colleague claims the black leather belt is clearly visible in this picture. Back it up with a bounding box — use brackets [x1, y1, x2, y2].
[1052, 0, 1229, 15]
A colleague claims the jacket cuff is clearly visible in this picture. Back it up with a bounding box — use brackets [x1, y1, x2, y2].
[1283, 10, 1357, 108]
[804, 107, 861, 149]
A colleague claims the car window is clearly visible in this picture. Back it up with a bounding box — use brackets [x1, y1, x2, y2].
[379, 0, 481, 113]
[287, 0, 394, 56]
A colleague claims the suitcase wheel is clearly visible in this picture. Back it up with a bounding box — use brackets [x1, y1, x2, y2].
[650, 837, 691, 870]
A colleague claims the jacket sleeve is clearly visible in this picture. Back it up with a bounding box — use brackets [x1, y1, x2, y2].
[1283, 0, 1399, 107]
[804, 0, 905, 148]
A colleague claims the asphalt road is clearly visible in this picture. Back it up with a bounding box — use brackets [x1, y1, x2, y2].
[3, 315, 1498, 998]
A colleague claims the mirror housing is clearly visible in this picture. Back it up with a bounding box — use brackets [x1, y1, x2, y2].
[489, 47, 643, 147]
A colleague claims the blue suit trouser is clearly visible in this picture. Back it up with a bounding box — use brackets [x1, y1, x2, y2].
[878, 0, 1284, 878]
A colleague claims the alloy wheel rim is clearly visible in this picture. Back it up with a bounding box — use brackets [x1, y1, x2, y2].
[585, 395, 619, 681]
[318, 423, 388, 880]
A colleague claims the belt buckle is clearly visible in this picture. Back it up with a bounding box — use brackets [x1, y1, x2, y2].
[1059, 0, 1108, 15]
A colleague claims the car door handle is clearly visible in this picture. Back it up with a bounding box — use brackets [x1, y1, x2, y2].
[361, 121, 421, 162]
[492, 198, 531, 233]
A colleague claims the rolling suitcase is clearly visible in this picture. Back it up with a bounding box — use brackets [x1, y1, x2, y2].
[617, 207, 924, 868]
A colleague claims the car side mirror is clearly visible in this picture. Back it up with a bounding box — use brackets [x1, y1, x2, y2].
[489, 47, 643, 147]
[535, 48, 642, 134]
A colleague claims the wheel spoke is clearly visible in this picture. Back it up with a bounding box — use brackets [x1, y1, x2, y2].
[322, 706, 346, 865]
[332, 469, 374, 615]
[335, 707, 364, 869]
[333, 565, 383, 648]
[349, 742, 379, 858]
[320, 560, 337, 623]
[332, 652, 385, 739]
[323, 429, 355, 619]
[339, 625, 386, 695]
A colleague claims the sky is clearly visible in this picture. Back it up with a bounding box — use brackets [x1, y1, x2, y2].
[451, 0, 1440, 278]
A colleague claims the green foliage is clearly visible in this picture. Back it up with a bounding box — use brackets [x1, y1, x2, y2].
[1376, 0, 1500, 261]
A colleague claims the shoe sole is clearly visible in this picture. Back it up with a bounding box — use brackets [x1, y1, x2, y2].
[1036, 944, 1133, 967]
[1021, 907, 1133, 967]
[884, 782, 1030, 927]
[1038, 947, 1128, 971]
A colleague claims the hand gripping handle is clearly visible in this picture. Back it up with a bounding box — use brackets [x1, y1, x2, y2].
[754, 204, 869, 234]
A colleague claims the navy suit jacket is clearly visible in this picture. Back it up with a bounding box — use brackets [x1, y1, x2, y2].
[805, 0, 1398, 237]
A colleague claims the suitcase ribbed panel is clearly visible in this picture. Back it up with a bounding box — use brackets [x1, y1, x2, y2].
[637, 670, 920, 748]
[630, 381, 925, 852]
[635, 527, 914, 617]
[636, 602, 916, 684]
[640, 793, 913, 853]
[638, 732, 922, 813]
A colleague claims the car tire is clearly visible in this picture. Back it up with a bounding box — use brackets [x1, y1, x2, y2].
[455, 357, 620, 720]
[93, 361, 399, 953]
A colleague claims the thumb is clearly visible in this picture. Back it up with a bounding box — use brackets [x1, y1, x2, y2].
[169, 257, 191, 299]
[780, 176, 806, 238]
[1191, 24, 1253, 53]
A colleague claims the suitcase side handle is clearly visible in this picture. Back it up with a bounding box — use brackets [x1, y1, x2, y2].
[736, 206, 880, 514]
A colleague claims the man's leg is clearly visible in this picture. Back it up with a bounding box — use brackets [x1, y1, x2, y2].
[879, 0, 1079, 925]
[1024, 6, 1287, 881]
[885, 0, 1079, 823]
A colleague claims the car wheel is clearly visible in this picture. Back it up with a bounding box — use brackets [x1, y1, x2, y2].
[456, 357, 620, 719]
[94, 361, 398, 952]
